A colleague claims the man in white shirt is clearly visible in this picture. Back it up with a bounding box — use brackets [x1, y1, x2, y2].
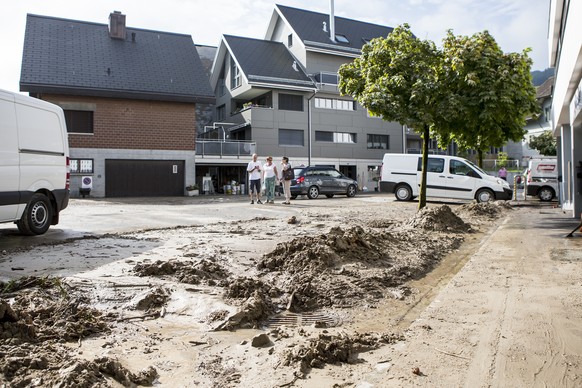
[247, 153, 263, 204]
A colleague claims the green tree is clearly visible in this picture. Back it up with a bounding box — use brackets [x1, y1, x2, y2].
[338, 24, 446, 210]
[529, 130, 557, 156]
[440, 30, 540, 167]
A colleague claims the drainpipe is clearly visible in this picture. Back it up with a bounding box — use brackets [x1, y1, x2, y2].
[307, 90, 317, 166]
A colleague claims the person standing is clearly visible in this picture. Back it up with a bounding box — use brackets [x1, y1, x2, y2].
[262, 156, 278, 204]
[498, 166, 508, 181]
[280, 156, 292, 205]
[247, 153, 262, 204]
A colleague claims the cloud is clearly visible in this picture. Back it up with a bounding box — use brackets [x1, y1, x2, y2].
[0, 0, 550, 92]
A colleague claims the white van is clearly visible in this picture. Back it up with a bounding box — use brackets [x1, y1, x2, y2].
[380, 154, 512, 202]
[0, 89, 70, 235]
[525, 158, 558, 201]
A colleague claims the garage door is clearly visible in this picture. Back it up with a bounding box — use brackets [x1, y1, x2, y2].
[105, 159, 185, 197]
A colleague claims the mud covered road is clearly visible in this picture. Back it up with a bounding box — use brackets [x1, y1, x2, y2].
[1, 196, 581, 387]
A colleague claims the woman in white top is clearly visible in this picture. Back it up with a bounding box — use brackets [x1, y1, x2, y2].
[262, 156, 278, 204]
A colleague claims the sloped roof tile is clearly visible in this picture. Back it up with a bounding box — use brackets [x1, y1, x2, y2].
[276, 4, 393, 55]
[224, 35, 315, 89]
[20, 14, 214, 103]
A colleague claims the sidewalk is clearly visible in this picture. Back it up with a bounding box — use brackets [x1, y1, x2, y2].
[364, 204, 582, 387]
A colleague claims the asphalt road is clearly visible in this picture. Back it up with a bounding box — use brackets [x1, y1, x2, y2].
[0, 192, 393, 250]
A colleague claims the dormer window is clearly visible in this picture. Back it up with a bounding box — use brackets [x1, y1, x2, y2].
[335, 34, 349, 44]
[288, 34, 293, 47]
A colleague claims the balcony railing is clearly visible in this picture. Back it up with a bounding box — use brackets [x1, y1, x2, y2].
[196, 140, 256, 158]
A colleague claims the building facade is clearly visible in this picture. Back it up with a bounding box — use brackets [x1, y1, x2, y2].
[202, 4, 405, 193]
[20, 12, 214, 197]
[549, 0, 582, 217]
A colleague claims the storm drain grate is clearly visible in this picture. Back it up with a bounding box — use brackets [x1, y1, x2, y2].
[265, 311, 342, 328]
[551, 249, 582, 262]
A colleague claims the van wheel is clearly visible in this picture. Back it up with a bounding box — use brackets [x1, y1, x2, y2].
[17, 193, 53, 235]
[538, 187, 554, 202]
[475, 188, 495, 203]
[307, 186, 319, 199]
[395, 184, 412, 201]
[346, 184, 357, 197]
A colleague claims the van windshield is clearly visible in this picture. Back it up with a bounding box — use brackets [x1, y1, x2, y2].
[466, 160, 488, 175]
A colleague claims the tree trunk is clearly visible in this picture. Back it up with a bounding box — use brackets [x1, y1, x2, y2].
[419, 125, 430, 211]
[477, 149, 484, 168]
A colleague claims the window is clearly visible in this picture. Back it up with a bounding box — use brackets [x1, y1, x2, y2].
[218, 79, 226, 97]
[216, 105, 225, 121]
[335, 34, 349, 43]
[288, 34, 293, 47]
[69, 158, 94, 174]
[64, 110, 93, 134]
[449, 160, 471, 175]
[279, 94, 303, 111]
[367, 134, 389, 149]
[315, 72, 340, 85]
[417, 157, 444, 173]
[279, 129, 304, 146]
[314, 97, 354, 111]
[315, 131, 333, 142]
[315, 131, 356, 143]
[334, 132, 356, 143]
[231, 61, 241, 89]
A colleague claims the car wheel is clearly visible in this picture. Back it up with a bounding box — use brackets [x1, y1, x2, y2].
[325, 194, 334, 198]
[346, 184, 357, 197]
[395, 184, 412, 201]
[475, 188, 495, 203]
[307, 186, 319, 199]
[16, 193, 52, 235]
[538, 187, 554, 202]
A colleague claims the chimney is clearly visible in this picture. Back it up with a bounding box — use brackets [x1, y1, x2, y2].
[329, 0, 335, 42]
[109, 11, 126, 40]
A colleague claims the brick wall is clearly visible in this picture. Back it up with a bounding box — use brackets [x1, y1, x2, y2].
[44, 95, 196, 150]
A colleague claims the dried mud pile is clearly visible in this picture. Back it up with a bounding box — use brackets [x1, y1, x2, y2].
[0, 277, 158, 387]
[134, 258, 230, 286]
[1, 201, 512, 386]
[282, 331, 404, 374]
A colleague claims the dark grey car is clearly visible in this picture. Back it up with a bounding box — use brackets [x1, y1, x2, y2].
[290, 166, 358, 199]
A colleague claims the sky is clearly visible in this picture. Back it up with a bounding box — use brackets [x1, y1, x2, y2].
[1, 0, 551, 93]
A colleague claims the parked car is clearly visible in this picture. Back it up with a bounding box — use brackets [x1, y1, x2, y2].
[290, 166, 358, 199]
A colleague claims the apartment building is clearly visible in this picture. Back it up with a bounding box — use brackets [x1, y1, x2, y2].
[201, 4, 405, 193]
[548, 0, 582, 217]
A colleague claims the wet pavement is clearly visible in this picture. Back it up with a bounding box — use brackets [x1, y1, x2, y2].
[0, 192, 391, 250]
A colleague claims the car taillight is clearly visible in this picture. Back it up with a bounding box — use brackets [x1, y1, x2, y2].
[297, 176, 305, 184]
[66, 157, 71, 190]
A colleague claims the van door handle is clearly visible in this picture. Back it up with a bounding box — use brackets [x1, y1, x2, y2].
[447, 176, 454, 179]
[439, 175, 445, 178]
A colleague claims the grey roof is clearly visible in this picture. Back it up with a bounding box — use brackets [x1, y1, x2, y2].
[224, 35, 315, 89]
[276, 4, 393, 55]
[20, 14, 215, 103]
[536, 76, 554, 100]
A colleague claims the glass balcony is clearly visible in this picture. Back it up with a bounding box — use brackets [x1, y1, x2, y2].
[196, 140, 256, 158]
